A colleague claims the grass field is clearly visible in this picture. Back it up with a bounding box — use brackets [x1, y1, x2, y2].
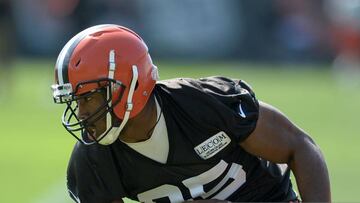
[0, 59, 359, 202]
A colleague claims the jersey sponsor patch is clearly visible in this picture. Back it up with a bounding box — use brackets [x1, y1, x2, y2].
[194, 131, 231, 160]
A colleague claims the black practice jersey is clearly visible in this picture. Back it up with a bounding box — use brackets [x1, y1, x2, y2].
[67, 76, 297, 203]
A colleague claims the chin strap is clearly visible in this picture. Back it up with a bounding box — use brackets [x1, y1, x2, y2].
[97, 51, 139, 145]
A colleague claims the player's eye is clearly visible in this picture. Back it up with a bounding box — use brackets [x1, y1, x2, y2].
[76, 96, 92, 105]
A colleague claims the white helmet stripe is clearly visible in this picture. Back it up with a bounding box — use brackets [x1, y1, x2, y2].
[55, 24, 118, 85]
[106, 50, 116, 131]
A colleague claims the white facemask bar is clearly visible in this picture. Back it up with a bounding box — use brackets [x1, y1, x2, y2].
[96, 50, 139, 145]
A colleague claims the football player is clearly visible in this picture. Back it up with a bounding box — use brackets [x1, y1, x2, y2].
[51, 25, 331, 203]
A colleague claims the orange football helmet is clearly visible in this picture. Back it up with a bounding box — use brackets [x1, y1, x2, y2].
[51, 24, 159, 145]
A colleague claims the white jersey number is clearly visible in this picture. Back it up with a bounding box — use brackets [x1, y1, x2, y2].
[137, 160, 246, 203]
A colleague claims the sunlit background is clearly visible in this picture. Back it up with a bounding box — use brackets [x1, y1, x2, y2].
[0, 0, 360, 202]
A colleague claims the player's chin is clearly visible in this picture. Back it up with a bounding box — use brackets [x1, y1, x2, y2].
[89, 121, 107, 140]
[87, 128, 97, 141]
[81, 126, 97, 142]
[92, 129, 110, 142]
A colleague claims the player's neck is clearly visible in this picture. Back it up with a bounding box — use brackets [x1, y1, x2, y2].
[118, 95, 157, 143]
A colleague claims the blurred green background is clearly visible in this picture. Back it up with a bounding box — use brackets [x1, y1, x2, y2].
[0, 60, 359, 203]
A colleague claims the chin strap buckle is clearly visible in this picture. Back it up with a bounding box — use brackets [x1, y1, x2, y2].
[126, 103, 133, 111]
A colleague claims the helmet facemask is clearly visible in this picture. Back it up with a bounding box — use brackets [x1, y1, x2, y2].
[52, 78, 126, 145]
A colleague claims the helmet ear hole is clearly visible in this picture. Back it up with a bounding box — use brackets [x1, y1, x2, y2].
[75, 59, 81, 67]
[135, 81, 139, 90]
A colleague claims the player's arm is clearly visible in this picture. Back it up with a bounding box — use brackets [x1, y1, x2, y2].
[240, 101, 331, 202]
